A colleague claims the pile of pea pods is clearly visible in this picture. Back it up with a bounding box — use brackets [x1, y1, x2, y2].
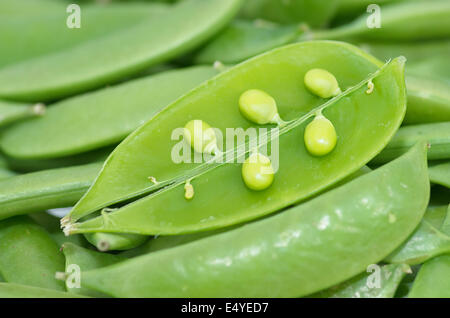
[0, 0, 449, 298]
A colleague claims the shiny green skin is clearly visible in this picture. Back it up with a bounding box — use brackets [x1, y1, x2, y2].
[0, 216, 65, 291]
[81, 142, 429, 297]
[429, 162, 450, 188]
[372, 122, 450, 165]
[308, 1, 450, 42]
[408, 57, 450, 84]
[0, 163, 101, 220]
[0, 66, 219, 159]
[0, 100, 41, 127]
[408, 254, 450, 297]
[385, 206, 450, 265]
[0, 0, 242, 102]
[66, 43, 406, 235]
[0, 3, 169, 68]
[0, 154, 15, 180]
[0, 283, 86, 298]
[0, 0, 63, 15]
[84, 232, 148, 252]
[62, 242, 124, 297]
[194, 20, 300, 65]
[311, 264, 410, 298]
[239, 0, 340, 28]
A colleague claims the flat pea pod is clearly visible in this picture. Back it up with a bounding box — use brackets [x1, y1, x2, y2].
[0, 66, 219, 159]
[0, 100, 45, 127]
[305, 1, 450, 42]
[84, 232, 148, 252]
[429, 162, 450, 188]
[311, 264, 411, 298]
[408, 254, 450, 298]
[63, 43, 405, 235]
[0, 163, 101, 221]
[0, 282, 86, 298]
[80, 142, 429, 297]
[0, 216, 65, 291]
[372, 122, 450, 165]
[0, 0, 242, 102]
[62, 242, 124, 297]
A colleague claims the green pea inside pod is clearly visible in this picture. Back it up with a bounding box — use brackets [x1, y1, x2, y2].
[242, 152, 274, 191]
[183, 120, 219, 155]
[239, 89, 286, 126]
[304, 114, 337, 157]
[304, 68, 342, 99]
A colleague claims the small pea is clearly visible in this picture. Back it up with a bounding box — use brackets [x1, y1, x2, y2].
[242, 152, 274, 191]
[239, 89, 284, 125]
[183, 120, 219, 155]
[304, 69, 341, 98]
[304, 114, 337, 156]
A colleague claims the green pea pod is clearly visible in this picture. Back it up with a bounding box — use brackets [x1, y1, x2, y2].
[385, 206, 450, 265]
[0, 282, 86, 298]
[0, 100, 45, 127]
[0, 216, 65, 291]
[0, 0, 242, 102]
[429, 162, 450, 188]
[0, 163, 101, 221]
[306, 1, 450, 42]
[64, 44, 406, 236]
[84, 232, 148, 252]
[408, 254, 450, 298]
[80, 142, 429, 297]
[0, 3, 169, 68]
[62, 242, 124, 297]
[0, 0, 63, 15]
[0, 66, 219, 159]
[372, 122, 450, 165]
[239, 0, 340, 28]
[0, 154, 15, 180]
[408, 56, 450, 84]
[311, 264, 411, 298]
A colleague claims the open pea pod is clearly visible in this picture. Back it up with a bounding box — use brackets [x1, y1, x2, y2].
[64, 43, 406, 236]
[0, 0, 242, 102]
[408, 254, 450, 298]
[81, 142, 429, 297]
[429, 162, 450, 188]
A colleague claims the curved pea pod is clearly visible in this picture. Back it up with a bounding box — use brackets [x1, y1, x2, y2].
[84, 232, 148, 252]
[311, 264, 411, 298]
[0, 283, 86, 298]
[0, 216, 65, 291]
[239, 0, 340, 28]
[385, 206, 450, 265]
[64, 43, 406, 235]
[0, 0, 242, 102]
[0, 2, 169, 68]
[80, 142, 429, 297]
[0, 100, 45, 127]
[194, 20, 301, 65]
[408, 254, 450, 298]
[0, 66, 219, 159]
[429, 162, 450, 188]
[0, 163, 101, 221]
[61, 243, 124, 297]
[306, 1, 450, 42]
[372, 122, 450, 165]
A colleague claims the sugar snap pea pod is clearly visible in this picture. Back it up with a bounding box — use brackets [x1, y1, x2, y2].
[305, 1, 450, 42]
[0, 66, 219, 159]
[0, 163, 101, 221]
[408, 56, 450, 84]
[61, 243, 124, 297]
[408, 254, 450, 298]
[385, 206, 450, 265]
[194, 20, 301, 65]
[310, 264, 411, 298]
[0, 216, 65, 291]
[80, 142, 429, 297]
[65, 52, 406, 236]
[239, 0, 340, 28]
[0, 100, 45, 128]
[372, 122, 450, 165]
[0, 0, 242, 102]
[84, 232, 148, 252]
[0, 3, 169, 68]
[0, 0, 63, 15]
[429, 162, 450, 188]
[0, 154, 15, 180]
[0, 283, 86, 298]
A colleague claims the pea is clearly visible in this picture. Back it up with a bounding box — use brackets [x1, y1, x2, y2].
[239, 89, 285, 125]
[304, 69, 342, 99]
[304, 114, 337, 156]
[241, 152, 274, 191]
[183, 120, 219, 155]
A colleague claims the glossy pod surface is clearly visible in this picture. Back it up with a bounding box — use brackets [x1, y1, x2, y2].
[0, 100, 45, 127]
[408, 254, 450, 297]
[81, 142, 429, 297]
[429, 162, 450, 188]
[65, 43, 406, 235]
[0, 0, 242, 101]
